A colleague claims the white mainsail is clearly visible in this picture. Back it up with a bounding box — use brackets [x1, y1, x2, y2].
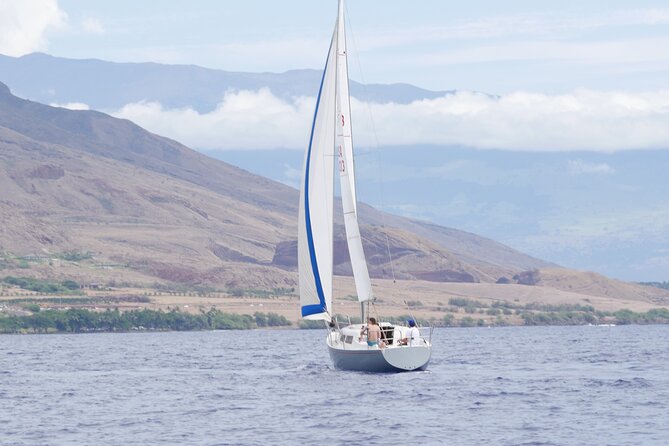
[298, 25, 337, 320]
[335, 0, 373, 303]
[299, 0, 372, 321]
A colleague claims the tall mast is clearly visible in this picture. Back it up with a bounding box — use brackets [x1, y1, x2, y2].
[336, 0, 357, 209]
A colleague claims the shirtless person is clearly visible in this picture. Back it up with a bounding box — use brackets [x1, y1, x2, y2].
[360, 317, 384, 348]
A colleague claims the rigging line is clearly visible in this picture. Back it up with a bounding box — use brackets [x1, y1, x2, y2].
[344, 4, 396, 284]
[403, 300, 418, 327]
[370, 297, 384, 325]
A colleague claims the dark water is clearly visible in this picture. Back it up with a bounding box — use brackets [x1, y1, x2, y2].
[1, 325, 668, 445]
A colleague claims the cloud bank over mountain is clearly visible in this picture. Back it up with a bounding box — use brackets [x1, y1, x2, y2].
[114, 89, 314, 151]
[0, 0, 67, 56]
[111, 88, 669, 152]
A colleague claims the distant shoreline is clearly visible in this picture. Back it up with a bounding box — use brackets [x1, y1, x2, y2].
[2, 307, 668, 335]
[3, 276, 669, 334]
[0, 308, 292, 335]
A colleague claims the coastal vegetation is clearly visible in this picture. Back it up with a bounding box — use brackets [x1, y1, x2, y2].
[227, 287, 296, 298]
[296, 307, 669, 330]
[639, 281, 669, 291]
[2, 274, 669, 333]
[57, 251, 93, 262]
[434, 297, 669, 326]
[2, 302, 669, 334]
[0, 308, 291, 334]
[0, 252, 94, 270]
[2, 276, 82, 294]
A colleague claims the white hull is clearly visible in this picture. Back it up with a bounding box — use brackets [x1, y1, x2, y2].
[326, 324, 432, 373]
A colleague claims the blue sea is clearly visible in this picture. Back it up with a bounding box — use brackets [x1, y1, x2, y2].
[1, 325, 668, 445]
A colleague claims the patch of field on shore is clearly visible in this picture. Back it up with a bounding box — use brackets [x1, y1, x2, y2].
[2, 275, 668, 327]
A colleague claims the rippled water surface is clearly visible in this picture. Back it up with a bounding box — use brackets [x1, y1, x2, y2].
[1, 325, 668, 445]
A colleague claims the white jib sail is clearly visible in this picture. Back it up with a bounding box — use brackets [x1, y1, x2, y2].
[335, 0, 373, 303]
[298, 23, 337, 320]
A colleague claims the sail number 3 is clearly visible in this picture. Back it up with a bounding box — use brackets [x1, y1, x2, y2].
[339, 115, 346, 172]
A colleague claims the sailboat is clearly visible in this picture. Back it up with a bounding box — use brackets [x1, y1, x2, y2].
[298, 0, 432, 372]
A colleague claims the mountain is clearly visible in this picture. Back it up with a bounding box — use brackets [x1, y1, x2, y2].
[2, 53, 667, 283]
[0, 53, 452, 113]
[214, 145, 669, 284]
[0, 80, 552, 288]
[2, 81, 668, 309]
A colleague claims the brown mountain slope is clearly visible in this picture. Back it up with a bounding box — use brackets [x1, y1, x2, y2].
[0, 81, 551, 286]
[0, 125, 482, 288]
[536, 268, 669, 306]
[0, 124, 295, 286]
[2, 81, 667, 308]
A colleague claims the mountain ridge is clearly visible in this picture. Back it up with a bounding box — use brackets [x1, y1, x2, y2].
[0, 53, 453, 113]
[0, 80, 556, 290]
[2, 81, 668, 308]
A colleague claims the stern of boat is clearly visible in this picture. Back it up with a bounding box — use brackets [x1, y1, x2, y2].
[326, 323, 432, 372]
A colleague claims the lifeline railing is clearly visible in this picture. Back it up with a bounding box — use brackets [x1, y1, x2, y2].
[329, 318, 434, 347]
[417, 326, 434, 346]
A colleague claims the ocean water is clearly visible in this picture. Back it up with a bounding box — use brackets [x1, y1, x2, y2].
[1, 325, 668, 445]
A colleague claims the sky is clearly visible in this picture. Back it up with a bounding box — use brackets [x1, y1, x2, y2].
[1, 0, 668, 281]
[3, 0, 669, 152]
[1, 0, 669, 93]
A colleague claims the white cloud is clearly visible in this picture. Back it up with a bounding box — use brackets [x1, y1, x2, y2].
[113, 88, 314, 150]
[0, 0, 67, 57]
[81, 17, 104, 35]
[359, 89, 669, 151]
[111, 88, 669, 152]
[49, 102, 90, 110]
[568, 160, 616, 175]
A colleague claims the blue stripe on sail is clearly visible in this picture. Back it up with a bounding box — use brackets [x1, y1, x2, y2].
[302, 37, 334, 318]
[302, 304, 327, 318]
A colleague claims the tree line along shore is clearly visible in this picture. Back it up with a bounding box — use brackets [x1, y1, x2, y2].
[0, 308, 292, 334]
[2, 276, 669, 333]
[1, 305, 669, 334]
